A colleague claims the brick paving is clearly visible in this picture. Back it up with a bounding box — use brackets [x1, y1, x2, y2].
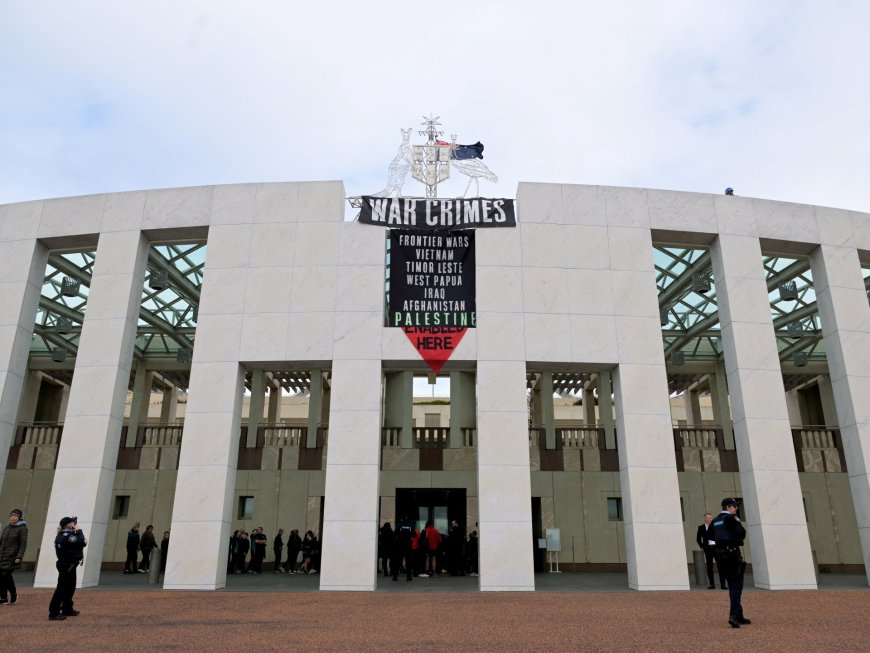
[5, 584, 870, 652]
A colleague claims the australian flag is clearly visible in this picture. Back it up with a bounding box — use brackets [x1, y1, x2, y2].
[437, 140, 484, 160]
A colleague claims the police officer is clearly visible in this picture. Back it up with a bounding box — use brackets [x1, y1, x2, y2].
[48, 516, 87, 621]
[710, 498, 750, 628]
[392, 514, 414, 582]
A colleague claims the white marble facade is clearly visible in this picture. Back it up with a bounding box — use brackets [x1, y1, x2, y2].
[1, 182, 869, 590]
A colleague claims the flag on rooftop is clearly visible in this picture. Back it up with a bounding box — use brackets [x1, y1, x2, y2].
[436, 140, 484, 160]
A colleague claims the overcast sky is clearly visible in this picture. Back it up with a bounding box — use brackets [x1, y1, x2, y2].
[2, 1, 869, 214]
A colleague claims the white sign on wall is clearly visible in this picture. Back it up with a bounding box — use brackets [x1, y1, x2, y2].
[545, 528, 561, 552]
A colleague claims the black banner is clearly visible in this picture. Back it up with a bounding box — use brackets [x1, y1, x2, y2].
[360, 196, 516, 230]
[388, 230, 476, 328]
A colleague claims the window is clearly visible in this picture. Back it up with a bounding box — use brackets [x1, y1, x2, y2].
[238, 496, 254, 520]
[113, 495, 130, 519]
[607, 497, 623, 521]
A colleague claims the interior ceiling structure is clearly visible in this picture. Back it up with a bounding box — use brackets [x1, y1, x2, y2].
[31, 242, 205, 391]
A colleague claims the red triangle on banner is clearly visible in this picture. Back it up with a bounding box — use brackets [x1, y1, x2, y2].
[401, 327, 468, 373]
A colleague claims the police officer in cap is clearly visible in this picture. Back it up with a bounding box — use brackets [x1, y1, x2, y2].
[48, 516, 87, 621]
[710, 498, 750, 628]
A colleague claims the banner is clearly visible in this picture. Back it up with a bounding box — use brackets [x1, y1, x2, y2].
[388, 230, 475, 329]
[360, 196, 516, 230]
[401, 326, 468, 374]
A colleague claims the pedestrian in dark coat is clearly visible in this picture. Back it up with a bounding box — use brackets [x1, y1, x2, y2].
[138, 524, 157, 572]
[124, 521, 140, 573]
[273, 529, 284, 573]
[378, 522, 393, 577]
[234, 532, 250, 573]
[285, 529, 302, 573]
[0, 508, 28, 605]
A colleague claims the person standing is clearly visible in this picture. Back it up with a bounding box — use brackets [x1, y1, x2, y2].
[392, 515, 413, 582]
[0, 508, 28, 605]
[138, 525, 157, 572]
[467, 530, 479, 576]
[48, 516, 86, 621]
[378, 522, 393, 577]
[424, 520, 441, 576]
[696, 513, 726, 590]
[711, 498, 750, 628]
[159, 531, 170, 574]
[234, 531, 249, 573]
[272, 529, 284, 573]
[124, 522, 140, 574]
[447, 520, 465, 576]
[249, 527, 267, 573]
[285, 529, 302, 573]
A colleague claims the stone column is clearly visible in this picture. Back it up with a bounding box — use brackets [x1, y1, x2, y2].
[449, 370, 476, 447]
[598, 372, 616, 449]
[307, 369, 323, 448]
[267, 382, 281, 423]
[610, 302, 688, 588]
[34, 230, 149, 588]
[477, 361, 535, 591]
[384, 371, 413, 448]
[16, 372, 43, 424]
[816, 376, 839, 428]
[710, 234, 816, 589]
[709, 363, 735, 448]
[0, 229, 48, 489]
[125, 359, 153, 446]
[160, 386, 179, 423]
[683, 389, 702, 427]
[583, 387, 596, 425]
[163, 214, 250, 591]
[810, 244, 870, 585]
[246, 369, 265, 447]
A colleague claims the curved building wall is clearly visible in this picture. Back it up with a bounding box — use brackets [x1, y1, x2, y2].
[1, 182, 868, 591]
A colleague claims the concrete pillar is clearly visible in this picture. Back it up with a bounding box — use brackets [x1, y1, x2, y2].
[477, 361, 535, 591]
[449, 370, 476, 447]
[583, 387, 596, 425]
[246, 369, 265, 447]
[267, 383, 281, 423]
[810, 244, 870, 585]
[164, 217, 251, 591]
[319, 359, 382, 590]
[58, 384, 71, 422]
[710, 234, 816, 589]
[126, 359, 153, 446]
[683, 390, 701, 427]
[306, 369, 322, 448]
[816, 376, 839, 428]
[16, 371, 43, 424]
[540, 372, 556, 449]
[35, 230, 149, 589]
[598, 372, 616, 449]
[160, 386, 179, 423]
[384, 370, 413, 448]
[0, 229, 48, 491]
[709, 363, 735, 448]
[784, 390, 803, 426]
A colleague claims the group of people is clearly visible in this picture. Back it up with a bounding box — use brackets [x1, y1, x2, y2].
[124, 522, 170, 574]
[379, 517, 478, 582]
[229, 527, 319, 575]
[697, 498, 750, 628]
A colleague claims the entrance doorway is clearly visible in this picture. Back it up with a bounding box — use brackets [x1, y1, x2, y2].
[395, 488, 466, 534]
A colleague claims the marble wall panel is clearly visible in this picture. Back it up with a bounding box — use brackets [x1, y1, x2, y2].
[569, 314, 618, 364]
[290, 266, 337, 312]
[143, 186, 213, 230]
[164, 520, 230, 589]
[293, 223, 341, 267]
[754, 198, 819, 245]
[713, 195, 757, 237]
[524, 313, 572, 362]
[476, 313, 525, 362]
[647, 189, 717, 234]
[40, 194, 105, 239]
[243, 267, 293, 314]
[476, 266, 524, 313]
[610, 270, 659, 318]
[285, 312, 335, 361]
[0, 200, 43, 241]
[338, 223, 386, 267]
[254, 183, 300, 223]
[566, 268, 613, 315]
[521, 223, 567, 266]
[211, 183, 257, 225]
[562, 185, 606, 226]
[564, 225, 611, 269]
[603, 186, 650, 228]
[381, 448, 420, 471]
[607, 227, 654, 271]
[249, 223, 297, 268]
[335, 266, 384, 313]
[101, 191, 146, 232]
[332, 311, 382, 361]
[522, 267, 568, 313]
[516, 182, 563, 225]
[205, 224, 253, 269]
[325, 411, 380, 466]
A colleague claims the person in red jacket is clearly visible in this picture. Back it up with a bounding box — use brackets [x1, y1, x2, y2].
[424, 521, 441, 576]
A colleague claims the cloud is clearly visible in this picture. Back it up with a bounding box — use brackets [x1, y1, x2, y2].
[1, 1, 869, 213]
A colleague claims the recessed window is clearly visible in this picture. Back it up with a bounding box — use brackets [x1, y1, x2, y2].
[238, 496, 254, 520]
[680, 498, 685, 522]
[113, 495, 130, 519]
[607, 497, 623, 521]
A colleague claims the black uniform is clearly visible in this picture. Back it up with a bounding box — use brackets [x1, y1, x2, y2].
[710, 510, 747, 621]
[124, 528, 139, 573]
[49, 527, 87, 618]
[696, 522, 726, 589]
[392, 518, 413, 581]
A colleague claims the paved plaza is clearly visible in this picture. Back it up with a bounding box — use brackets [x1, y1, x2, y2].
[6, 572, 869, 652]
